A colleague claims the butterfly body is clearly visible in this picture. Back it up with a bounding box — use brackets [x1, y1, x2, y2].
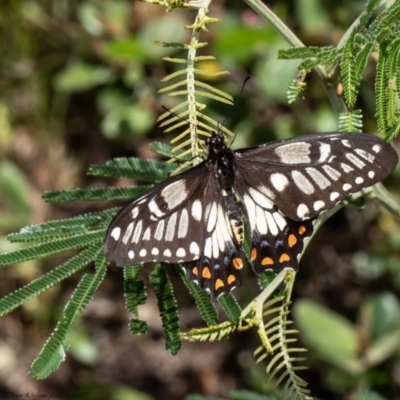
[105, 132, 398, 298]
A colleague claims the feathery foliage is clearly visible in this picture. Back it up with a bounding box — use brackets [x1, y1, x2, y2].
[278, 0, 400, 138]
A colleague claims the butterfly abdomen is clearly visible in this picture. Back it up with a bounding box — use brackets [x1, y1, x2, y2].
[221, 188, 244, 245]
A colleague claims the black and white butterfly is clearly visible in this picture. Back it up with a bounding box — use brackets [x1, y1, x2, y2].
[104, 132, 398, 298]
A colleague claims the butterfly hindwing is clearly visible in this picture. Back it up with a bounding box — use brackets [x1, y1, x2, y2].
[234, 182, 314, 274]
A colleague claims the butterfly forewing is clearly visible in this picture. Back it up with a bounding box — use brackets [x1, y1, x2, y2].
[105, 164, 208, 265]
[235, 133, 398, 221]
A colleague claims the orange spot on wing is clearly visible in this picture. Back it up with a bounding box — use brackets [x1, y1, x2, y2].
[288, 234, 297, 247]
[215, 278, 224, 290]
[227, 274, 236, 285]
[298, 225, 306, 235]
[202, 266, 211, 279]
[261, 257, 274, 266]
[279, 253, 290, 263]
[232, 257, 243, 270]
[192, 266, 199, 276]
[251, 248, 257, 261]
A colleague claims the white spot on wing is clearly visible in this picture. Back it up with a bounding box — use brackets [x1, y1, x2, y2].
[297, 204, 310, 219]
[163, 249, 172, 257]
[142, 227, 151, 241]
[306, 167, 331, 189]
[355, 177, 364, 184]
[152, 248, 159, 256]
[132, 220, 143, 244]
[274, 142, 311, 164]
[243, 194, 256, 232]
[354, 148, 375, 163]
[342, 139, 351, 147]
[270, 173, 289, 192]
[190, 241, 200, 257]
[257, 185, 276, 200]
[249, 187, 274, 209]
[204, 237, 212, 258]
[313, 200, 325, 211]
[165, 212, 178, 241]
[273, 212, 287, 230]
[255, 206, 268, 234]
[372, 144, 381, 153]
[154, 220, 165, 241]
[343, 183, 352, 191]
[207, 202, 218, 233]
[191, 200, 202, 221]
[139, 249, 147, 257]
[330, 192, 340, 201]
[341, 163, 354, 173]
[292, 170, 315, 194]
[111, 227, 121, 241]
[265, 212, 278, 235]
[368, 171, 375, 179]
[123, 223, 134, 245]
[131, 207, 139, 218]
[149, 198, 165, 217]
[176, 248, 186, 258]
[128, 250, 134, 259]
[323, 165, 341, 180]
[212, 232, 219, 259]
[177, 209, 189, 239]
[161, 180, 188, 209]
[346, 153, 366, 169]
[318, 143, 331, 162]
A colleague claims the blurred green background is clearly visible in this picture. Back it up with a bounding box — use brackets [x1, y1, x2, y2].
[0, 0, 399, 399]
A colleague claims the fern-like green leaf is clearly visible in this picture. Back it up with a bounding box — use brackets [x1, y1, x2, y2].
[340, 35, 358, 108]
[89, 157, 178, 181]
[366, 0, 381, 14]
[177, 266, 218, 326]
[30, 251, 107, 378]
[0, 245, 99, 317]
[124, 265, 148, 333]
[375, 41, 390, 137]
[150, 264, 181, 355]
[0, 230, 104, 266]
[385, 39, 400, 133]
[354, 41, 375, 81]
[287, 71, 307, 104]
[129, 319, 149, 335]
[42, 186, 152, 202]
[7, 208, 117, 243]
[338, 110, 363, 132]
[218, 293, 241, 322]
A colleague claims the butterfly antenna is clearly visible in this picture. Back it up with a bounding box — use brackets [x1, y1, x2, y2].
[220, 76, 250, 146]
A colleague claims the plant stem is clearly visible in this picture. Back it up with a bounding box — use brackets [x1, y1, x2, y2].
[243, 0, 347, 114]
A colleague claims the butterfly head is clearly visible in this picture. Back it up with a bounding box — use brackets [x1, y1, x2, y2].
[206, 132, 228, 159]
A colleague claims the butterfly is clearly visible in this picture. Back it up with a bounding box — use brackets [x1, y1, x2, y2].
[104, 132, 398, 298]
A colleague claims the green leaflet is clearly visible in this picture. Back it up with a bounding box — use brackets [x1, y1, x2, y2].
[42, 186, 152, 202]
[177, 265, 218, 326]
[0, 230, 104, 266]
[0, 245, 99, 317]
[89, 157, 178, 181]
[30, 251, 107, 378]
[150, 264, 181, 355]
